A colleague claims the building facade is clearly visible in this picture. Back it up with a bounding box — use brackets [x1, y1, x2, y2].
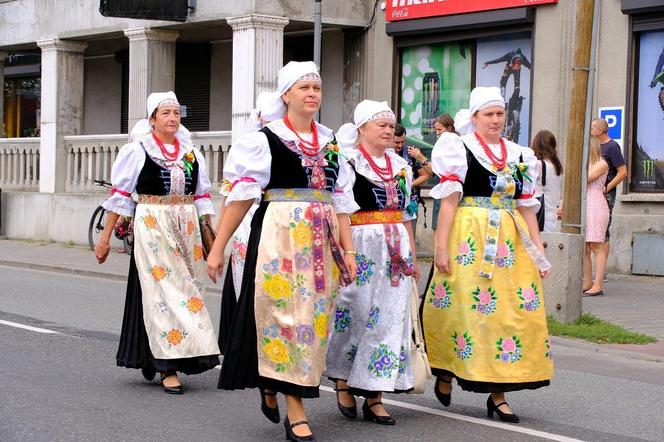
[372, 0, 664, 276]
[1, 0, 663, 275]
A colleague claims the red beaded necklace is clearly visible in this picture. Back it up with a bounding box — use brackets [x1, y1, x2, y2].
[152, 132, 180, 161]
[359, 145, 394, 182]
[474, 132, 507, 170]
[283, 114, 320, 156]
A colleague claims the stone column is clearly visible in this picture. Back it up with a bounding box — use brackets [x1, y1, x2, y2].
[227, 15, 288, 143]
[0, 51, 7, 137]
[123, 28, 179, 131]
[36, 39, 87, 193]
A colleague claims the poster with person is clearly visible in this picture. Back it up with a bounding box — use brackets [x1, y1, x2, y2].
[634, 31, 664, 191]
[475, 32, 532, 146]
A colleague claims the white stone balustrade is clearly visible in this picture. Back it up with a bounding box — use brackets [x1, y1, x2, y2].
[63, 131, 232, 193]
[0, 138, 40, 190]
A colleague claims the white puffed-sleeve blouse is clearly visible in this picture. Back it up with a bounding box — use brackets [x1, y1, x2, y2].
[101, 139, 215, 217]
[222, 119, 359, 215]
[429, 132, 540, 210]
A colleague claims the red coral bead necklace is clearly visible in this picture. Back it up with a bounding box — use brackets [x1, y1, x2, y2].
[152, 132, 180, 161]
[283, 114, 320, 156]
[359, 144, 394, 182]
[474, 132, 507, 170]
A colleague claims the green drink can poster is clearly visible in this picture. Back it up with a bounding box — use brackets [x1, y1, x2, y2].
[400, 43, 472, 148]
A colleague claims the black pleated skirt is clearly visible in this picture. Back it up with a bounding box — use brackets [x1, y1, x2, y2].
[116, 251, 220, 375]
[218, 203, 320, 398]
[218, 259, 237, 355]
[431, 368, 550, 393]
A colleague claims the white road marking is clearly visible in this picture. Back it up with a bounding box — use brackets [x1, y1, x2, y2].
[319, 385, 584, 442]
[211, 370, 583, 441]
[0, 319, 58, 334]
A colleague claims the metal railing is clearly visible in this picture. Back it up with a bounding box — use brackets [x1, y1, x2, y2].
[64, 131, 232, 193]
[0, 137, 40, 190]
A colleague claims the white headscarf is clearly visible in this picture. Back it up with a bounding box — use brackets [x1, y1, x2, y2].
[129, 91, 191, 144]
[265, 61, 322, 114]
[454, 86, 505, 135]
[336, 100, 396, 148]
[245, 91, 286, 133]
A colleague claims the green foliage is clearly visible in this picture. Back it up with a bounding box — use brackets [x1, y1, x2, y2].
[547, 314, 657, 345]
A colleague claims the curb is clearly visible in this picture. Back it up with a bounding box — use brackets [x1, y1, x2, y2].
[550, 336, 663, 363]
[0, 259, 223, 295]
[0, 259, 127, 282]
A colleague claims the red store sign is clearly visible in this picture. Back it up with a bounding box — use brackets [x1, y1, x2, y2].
[386, 0, 558, 22]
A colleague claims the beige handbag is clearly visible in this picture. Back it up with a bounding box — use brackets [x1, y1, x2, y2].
[409, 284, 432, 394]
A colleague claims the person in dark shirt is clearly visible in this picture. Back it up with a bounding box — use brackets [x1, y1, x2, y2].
[587, 118, 627, 291]
[392, 123, 432, 237]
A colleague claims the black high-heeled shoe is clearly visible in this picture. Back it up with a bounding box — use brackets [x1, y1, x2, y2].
[160, 373, 183, 395]
[283, 416, 315, 441]
[434, 377, 452, 407]
[362, 400, 396, 425]
[259, 388, 280, 423]
[334, 386, 357, 419]
[486, 396, 520, 423]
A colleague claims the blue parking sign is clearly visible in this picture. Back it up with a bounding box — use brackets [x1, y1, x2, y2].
[598, 107, 624, 144]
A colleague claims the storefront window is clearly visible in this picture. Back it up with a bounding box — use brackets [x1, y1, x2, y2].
[3, 77, 41, 138]
[633, 30, 664, 191]
[398, 31, 533, 185]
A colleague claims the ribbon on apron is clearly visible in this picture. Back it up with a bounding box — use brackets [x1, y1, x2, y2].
[263, 188, 353, 291]
[459, 196, 552, 279]
[301, 157, 329, 190]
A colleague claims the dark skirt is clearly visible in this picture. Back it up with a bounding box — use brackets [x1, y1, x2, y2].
[218, 259, 237, 355]
[116, 252, 220, 375]
[327, 377, 411, 399]
[431, 368, 550, 393]
[218, 202, 320, 398]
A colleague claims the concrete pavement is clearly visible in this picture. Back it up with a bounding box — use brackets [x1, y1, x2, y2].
[1, 238, 662, 357]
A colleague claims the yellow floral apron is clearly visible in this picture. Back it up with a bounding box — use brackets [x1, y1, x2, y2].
[255, 189, 342, 387]
[133, 195, 220, 360]
[423, 171, 553, 385]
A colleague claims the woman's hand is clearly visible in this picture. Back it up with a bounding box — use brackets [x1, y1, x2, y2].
[533, 240, 551, 279]
[412, 261, 421, 283]
[95, 240, 111, 264]
[206, 250, 225, 284]
[407, 146, 427, 163]
[434, 246, 451, 274]
[342, 253, 357, 286]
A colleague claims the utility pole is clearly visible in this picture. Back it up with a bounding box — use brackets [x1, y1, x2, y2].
[561, 0, 596, 234]
[313, 0, 322, 68]
[313, 0, 322, 121]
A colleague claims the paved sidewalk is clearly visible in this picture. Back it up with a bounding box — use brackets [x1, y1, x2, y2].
[1, 238, 662, 354]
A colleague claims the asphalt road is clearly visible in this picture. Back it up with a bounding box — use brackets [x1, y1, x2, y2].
[1, 266, 663, 442]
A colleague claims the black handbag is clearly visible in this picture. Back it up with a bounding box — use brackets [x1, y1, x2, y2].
[535, 160, 546, 232]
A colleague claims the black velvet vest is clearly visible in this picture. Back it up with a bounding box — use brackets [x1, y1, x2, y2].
[135, 152, 199, 196]
[261, 127, 339, 192]
[351, 166, 406, 211]
[461, 145, 524, 198]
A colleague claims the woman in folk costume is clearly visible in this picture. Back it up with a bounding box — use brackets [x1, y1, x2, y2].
[218, 91, 286, 353]
[95, 91, 220, 394]
[207, 61, 358, 442]
[325, 100, 418, 426]
[423, 87, 553, 423]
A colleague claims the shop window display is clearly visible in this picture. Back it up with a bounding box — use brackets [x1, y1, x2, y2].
[398, 32, 533, 186]
[633, 30, 664, 191]
[3, 77, 41, 138]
